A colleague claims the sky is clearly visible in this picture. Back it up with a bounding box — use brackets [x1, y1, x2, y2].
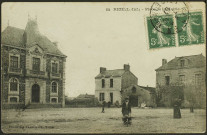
[2, 2, 206, 97]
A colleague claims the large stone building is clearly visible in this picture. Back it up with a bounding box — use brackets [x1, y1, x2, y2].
[95, 64, 138, 104]
[155, 54, 206, 107]
[1, 17, 67, 108]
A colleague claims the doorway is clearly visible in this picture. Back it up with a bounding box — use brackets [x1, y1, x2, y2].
[32, 84, 40, 103]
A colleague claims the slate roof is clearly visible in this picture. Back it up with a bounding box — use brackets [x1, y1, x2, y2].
[1, 19, 66, 57]
[95, 69, 126, 79]
[123, 84, 151, 95]
[138, 85, 156, 94]
[155, 54, 206, 71]
[1, 26, 24, 47]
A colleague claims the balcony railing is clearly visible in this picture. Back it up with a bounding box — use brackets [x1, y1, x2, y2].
[26, 70, 47, 78]
[50, 72, 61, 78]
[8, 67, 22, 74]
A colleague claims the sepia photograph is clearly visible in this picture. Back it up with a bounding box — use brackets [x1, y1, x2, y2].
[1, 2, 206, 134]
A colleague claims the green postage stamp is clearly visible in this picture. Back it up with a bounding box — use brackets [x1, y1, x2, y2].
[176, 11, 205, 46]
[147, 15, 176, 49]
[147, 11, 204, 49]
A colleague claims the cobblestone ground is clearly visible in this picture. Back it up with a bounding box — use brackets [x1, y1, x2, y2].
[1, 107, 206, 133]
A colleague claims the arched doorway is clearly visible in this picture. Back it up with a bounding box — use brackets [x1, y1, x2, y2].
[32, 84, 40, 103]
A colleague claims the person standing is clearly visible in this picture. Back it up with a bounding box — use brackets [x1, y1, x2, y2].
[122, 97, 131, 124]
[173, 98, 182, 119]
[101, 100, 106, 113]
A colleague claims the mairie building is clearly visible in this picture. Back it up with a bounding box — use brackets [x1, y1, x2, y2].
[1, 17, 67, 108]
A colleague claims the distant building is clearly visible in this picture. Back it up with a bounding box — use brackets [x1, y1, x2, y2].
[155, 54, 206, 107]
[1, 17, 67, 108]
[76, 93, 95, 99]
[95, 64, 138, 104]
[66, 94, 99, 107]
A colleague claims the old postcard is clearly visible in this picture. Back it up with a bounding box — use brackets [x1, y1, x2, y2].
[1, 2, 206, 134]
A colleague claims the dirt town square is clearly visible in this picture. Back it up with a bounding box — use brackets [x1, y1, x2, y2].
[2, 108, 206, 133]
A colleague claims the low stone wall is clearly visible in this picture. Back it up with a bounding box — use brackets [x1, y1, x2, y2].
[2, 103, 62, 109]
[2, 103, 25, 109]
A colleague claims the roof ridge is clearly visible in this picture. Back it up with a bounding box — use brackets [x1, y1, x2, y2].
[105, 69, 124, 71]
[176, 54, 203, 58]
[6, 26, 24, 31]
[156, 54, 205, 71]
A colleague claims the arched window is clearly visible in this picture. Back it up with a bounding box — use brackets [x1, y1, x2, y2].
[10, 78, 18, 91]
[52, 82, 57, 93]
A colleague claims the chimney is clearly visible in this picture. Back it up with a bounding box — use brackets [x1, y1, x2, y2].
[162, 59, 167, 66]
[124, 64, 130, 71]
[53, 42, 58, 47]
[100, 67, 106, 73]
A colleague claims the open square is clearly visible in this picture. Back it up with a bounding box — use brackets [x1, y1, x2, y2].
[1, 108, 206, 133]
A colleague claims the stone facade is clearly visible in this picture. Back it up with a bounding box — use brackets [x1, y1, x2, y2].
[95, 64, 138, 104]
[155, 54, 206, 107]
[1, 18, 67, 108]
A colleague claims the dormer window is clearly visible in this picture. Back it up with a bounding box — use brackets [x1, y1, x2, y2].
[132, 87, 136, 93]
[180, 60, 185, 67]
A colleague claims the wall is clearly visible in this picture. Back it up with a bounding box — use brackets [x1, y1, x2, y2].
[95, 77, 122, 91]
[121, 71, 138, 90]
[95, 77, 122, 104]
[95, 90, 121, 104]
[1, 46, 26, 104]
[156, 67, 206, 87]
[25, 78, 46, 105]
[156, 67, 206, 107]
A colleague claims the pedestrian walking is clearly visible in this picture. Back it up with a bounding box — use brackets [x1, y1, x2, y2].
[101, 100, 106, 113]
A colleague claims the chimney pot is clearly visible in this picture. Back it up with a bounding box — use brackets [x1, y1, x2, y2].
[100, 67, 106, 73]
[124, 64, 130, 71]
[162, 59, 167, 66]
